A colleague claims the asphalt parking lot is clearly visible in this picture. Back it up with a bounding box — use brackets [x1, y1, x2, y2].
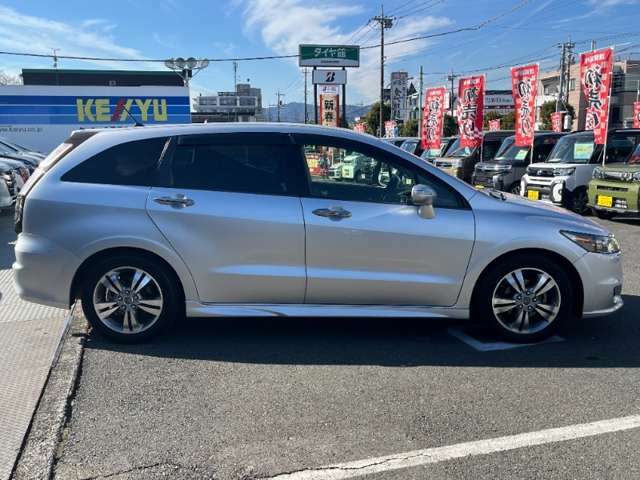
[43, 217, 640, 480]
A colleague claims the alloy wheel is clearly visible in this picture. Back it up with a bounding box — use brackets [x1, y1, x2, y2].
[491, 267, 561, 335]
[92, 267, 164, 334]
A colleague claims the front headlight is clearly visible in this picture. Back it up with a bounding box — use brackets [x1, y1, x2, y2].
[561, 231, 621, 254]
[592, 167, 604, 179]
[554, 167, 575, 176]
[633, 171, 640, 181]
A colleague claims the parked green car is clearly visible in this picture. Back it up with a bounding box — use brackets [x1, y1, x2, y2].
[588, 134, 640, 219]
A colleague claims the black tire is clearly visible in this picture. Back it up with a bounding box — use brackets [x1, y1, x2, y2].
[568, 188, 589, 215]
[509, 183, 521, 195]
[80, 254, 181, 343]
[591, 208, 616, 220]
[472, 254, 575, 343]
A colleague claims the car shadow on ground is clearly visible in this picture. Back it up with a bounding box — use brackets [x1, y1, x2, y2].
[86, 294, 640, 369]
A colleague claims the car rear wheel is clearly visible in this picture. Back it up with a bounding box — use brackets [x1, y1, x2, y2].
[473, 254, 574, 342]
[80, 254, 180, 342]
[509, 183, 521, 195]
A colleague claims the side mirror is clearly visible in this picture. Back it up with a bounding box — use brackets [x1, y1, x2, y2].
[411, 184, 437, 219]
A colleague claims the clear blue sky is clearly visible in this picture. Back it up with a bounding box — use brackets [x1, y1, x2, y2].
[0, 0, 637, 106]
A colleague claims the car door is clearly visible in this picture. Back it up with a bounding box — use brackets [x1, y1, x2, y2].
[146, 132, 307, 304]
[293, 134, 475, 307]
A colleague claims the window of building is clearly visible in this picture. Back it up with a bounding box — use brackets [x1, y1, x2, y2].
[61, 137, 168, 186]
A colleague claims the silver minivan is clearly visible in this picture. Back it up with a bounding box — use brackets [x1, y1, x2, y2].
[14, 124, 623, 343]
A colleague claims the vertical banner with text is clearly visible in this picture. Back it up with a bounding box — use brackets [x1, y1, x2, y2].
[580, 47, 613, 145]
[384, 120, 397, 138]
[511, 64, 538, 147]
[488, 119, 501, 131]
[634, 101, 640, 129]
[457, 75, 485, 148]
[551, 112, 564, 132]
[319, 93, 339, 128]
[421, 87, 446, 151]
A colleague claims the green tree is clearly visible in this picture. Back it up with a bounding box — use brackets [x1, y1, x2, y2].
[539, 100, 575, 130]
[501, 111, 515, 130]
[443, 114, 458, 137]
[400, 118, 419, 137]
[363, 102, 391, 136]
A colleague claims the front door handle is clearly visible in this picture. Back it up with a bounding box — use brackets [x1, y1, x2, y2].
[153, 194, 195, 208]
[312, 206, 351, 220]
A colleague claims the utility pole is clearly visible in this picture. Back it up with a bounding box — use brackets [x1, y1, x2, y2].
[304, 68, 308, 124]
[555, 40, 575, 114]
[233, 61, 239, 122]
[418, 65, 424, 138]
[276, 91, 285, 122]
[447, 70, 458, 116]
[371, 4, 394, 137]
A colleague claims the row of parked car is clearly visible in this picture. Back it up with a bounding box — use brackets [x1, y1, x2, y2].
[387, 128, 640, 219]
[0, 138, 45, 210]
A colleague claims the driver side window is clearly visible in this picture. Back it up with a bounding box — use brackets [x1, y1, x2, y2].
[299, 140, 465, 209]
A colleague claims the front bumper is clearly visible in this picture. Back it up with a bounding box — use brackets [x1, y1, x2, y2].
[587, 180, 639, 213]
[573, 251, 624, 318]
[521, 174, 569, 205]
[13, 233, 79, 309]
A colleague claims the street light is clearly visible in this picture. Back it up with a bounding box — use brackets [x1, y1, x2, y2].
[164, 57, 210, 86]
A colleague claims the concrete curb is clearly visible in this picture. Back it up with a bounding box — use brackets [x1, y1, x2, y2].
[11, 308, 88, 480]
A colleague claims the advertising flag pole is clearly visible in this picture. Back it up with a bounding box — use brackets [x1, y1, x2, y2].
[530, 63, 539, 166]
[601, 47, 614, 167]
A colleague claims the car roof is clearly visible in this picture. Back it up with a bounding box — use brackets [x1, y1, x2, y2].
[78, 123, 417, 153]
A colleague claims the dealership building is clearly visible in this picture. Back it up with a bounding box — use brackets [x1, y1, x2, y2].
[0, 69, 191, 153]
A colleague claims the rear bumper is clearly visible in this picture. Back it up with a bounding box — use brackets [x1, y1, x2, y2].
[13, 233, 79, 309]
[573, 252, 624, 318]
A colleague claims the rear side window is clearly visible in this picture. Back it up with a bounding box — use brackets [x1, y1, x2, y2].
[168, 142, 301, 196]
[62, 137, 168, 186]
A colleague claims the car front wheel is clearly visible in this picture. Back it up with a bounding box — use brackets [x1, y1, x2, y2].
[80, 254, 180, 342]
[473, 254, 574, 342]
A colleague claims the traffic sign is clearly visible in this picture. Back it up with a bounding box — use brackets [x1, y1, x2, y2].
[299, 44, 360, 67]
[312, 69, 347, 85]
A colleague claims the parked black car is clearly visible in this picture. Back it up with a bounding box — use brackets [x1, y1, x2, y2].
[472, 132, 565, 194]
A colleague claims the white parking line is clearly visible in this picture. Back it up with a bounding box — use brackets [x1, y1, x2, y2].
[266, 415, 640, 480]
[447, 327, 564, 351]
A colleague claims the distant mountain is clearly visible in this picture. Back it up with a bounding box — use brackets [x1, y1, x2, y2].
[263, 102, 372, 124]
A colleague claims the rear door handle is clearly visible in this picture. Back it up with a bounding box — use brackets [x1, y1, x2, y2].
[312, 206, 351, 220]
[153, 194, 195, 208]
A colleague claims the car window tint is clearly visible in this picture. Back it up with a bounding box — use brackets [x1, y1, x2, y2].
[170, 143, 296, 196]
[482, 140, 502, 161]
[62, 137, 168, 186]
[606, 135, 635, 163]
[301, 142, 464, 209]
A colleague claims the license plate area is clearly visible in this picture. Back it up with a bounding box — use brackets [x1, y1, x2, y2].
[527, 190, 539, 201]
[597, 195, 613, 208]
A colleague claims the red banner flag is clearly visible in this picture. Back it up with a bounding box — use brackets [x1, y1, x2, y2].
[421, 87, 446, 151]
[580, 47, 613, 145]
[488, 119, 501, 131]
[511, 64, 538, 147]
[551, 112, 564, 132]
[456, 76, 484, 148]
[353, 122, 366, 133]
[384, 120, 397, 138]
[634, 101, 640, 129]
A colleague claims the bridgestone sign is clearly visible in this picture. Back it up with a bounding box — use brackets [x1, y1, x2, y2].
[312, 69, 347, 85]
[299, 45, 360, 67]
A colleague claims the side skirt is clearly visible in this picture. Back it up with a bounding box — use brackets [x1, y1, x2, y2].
[185, 301, 469, 319]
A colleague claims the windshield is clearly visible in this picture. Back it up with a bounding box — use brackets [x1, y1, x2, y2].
[494, 138, 531, 163]
[445, 138, 475, 158]
[400, 140, 418, 152]
[547, 135, 594, 164]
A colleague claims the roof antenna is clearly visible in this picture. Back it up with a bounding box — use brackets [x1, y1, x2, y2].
[115, 99, 144, 127]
